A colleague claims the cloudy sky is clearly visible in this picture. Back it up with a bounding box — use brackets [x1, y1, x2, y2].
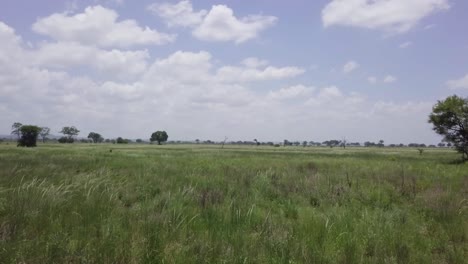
[1, 0, 467, 144]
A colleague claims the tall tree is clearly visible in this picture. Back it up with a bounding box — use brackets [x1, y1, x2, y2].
[39, 127, 50, 143]
[11, 122, 22, 139]
[87, 132, 104, 143]
[150, 131, 168, 145]
[17, 125, 41, 147]
[428, 95, 468, 160]
[60, 126, 80, 140]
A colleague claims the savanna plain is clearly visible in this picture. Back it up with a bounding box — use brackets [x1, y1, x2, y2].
[0, 143, 467, 263]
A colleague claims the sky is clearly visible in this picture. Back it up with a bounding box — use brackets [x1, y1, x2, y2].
[1, 0, 467, 144]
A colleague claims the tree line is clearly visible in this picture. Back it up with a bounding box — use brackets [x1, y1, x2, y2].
[10, 123, 169, 147]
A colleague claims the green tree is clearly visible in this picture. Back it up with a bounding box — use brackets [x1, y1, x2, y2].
[116, 137, 128, 144]
[39, 127, 50, 143]
[60, 126, 80, 142]
[17, 125, 41, 147]
[88, 132, 104, 143]
[11, 122, 22, 139]
[150, 131, 168, 145]
[428, 95, 468, 160]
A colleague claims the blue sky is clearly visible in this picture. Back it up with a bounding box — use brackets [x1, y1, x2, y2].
[1, 0, 467, 144]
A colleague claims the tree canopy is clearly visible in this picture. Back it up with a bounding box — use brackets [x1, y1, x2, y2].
[60, 126, 80, 139]
[428, 95, 468, 160]
[150, 131, 168, 145]
[17, 125, 41, 147]
[88, 132, 104, 143]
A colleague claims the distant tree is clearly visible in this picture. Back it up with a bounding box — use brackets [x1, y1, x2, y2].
[11, 122, 22, 139]
[39, 127, 50, 143]
[302, 141, 308, 147]
[150, 131, 168, 145]
[17, 125, 41, 147]
[136, 139, 143, 143]
[254, 139, 260, 146]
[60, 126, 79, 142]
[195, 139, 200, 144]
[283, 140, 291, 146]
[323, 140, 340, 148]
[88, 132, 104, 143]
[378, 140, 384, 147]
[116, 137, 128, 144]
[437, 142, 446, 147]
[429, 95, 468, 160]
[221, 136, 228, 149]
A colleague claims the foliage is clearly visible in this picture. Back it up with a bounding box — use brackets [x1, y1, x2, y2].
[429, 95, 468, 160]
[60, 126, 80, 140]
[87, 132, 104, 143]
[39, 127, 50, 143]
[58, 137, 74, 144]
[150, 131, 168, 145]
[17, 125, 41, 147]
[116, 137, 128, 144]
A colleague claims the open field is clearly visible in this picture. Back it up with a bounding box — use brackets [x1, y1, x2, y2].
[0, 144, 467, 263]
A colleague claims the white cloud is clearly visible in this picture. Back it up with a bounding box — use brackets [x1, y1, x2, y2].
[147, 0, 207, 27]
[322, 0, 450, 34]
[399, 41, 413, 48]
[367, 76, 377, 84]
[193, 5, 277, 43]
[267, 85, 315, 100]
[149, 1, 277, 43]
[32, 5, 175, 48]
[33, 42, 149, 80]
[447, 74, 468, 90]
[383, 75, 397, 83]
[241, 57, 269, 68]
[343, 60, 359, 73]
[216, 60, 305, 82]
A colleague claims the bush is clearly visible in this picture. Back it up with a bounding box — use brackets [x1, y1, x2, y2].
[58, 137, 74, 144]
[116, 137, 128, 144]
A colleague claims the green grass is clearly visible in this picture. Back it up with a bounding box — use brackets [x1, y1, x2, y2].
[0, 143, 467, 263]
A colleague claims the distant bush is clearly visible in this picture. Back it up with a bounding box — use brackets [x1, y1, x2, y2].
[116, 137, 128, 144]
[58, 137, 74, 143]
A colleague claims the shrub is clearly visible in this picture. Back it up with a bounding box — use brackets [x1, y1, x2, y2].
[58, 137, 74, 143]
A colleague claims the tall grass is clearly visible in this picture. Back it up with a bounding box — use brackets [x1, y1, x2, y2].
[0, 144, 466, 263]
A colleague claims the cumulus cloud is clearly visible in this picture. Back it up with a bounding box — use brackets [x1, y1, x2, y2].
[267, 85, 315, 101]
[193, 5, 277, 43]
[32, 5, 175, 48]
[322, 0, 450, 34]
[447, 74, 468, 90]
[343, 60, 359, 73]
[217, 60, 305, 83]
[33, 42, 149, 80]
[149, 1, 277, 43]
[147, 0, 207, 27]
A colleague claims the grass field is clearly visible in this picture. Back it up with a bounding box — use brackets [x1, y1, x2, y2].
[0, 143, 467, 263]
